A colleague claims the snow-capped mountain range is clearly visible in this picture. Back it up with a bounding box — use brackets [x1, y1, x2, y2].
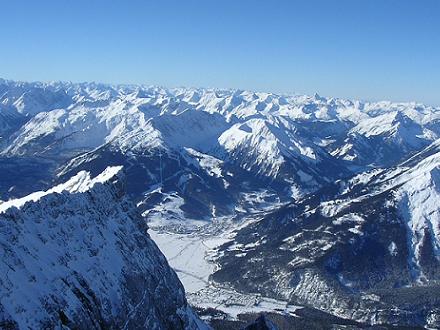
[1, 78, 439, 220]
[1, 78, 440, 328]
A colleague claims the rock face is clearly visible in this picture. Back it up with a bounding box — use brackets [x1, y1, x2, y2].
[0, 166, 205, 329]
[212, 141, 440, 328]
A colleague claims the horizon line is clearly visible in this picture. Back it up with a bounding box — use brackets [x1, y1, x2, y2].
[1, 75, 438, 108]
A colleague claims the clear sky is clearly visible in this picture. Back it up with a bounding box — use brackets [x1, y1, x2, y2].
[1, 0, 439, 104]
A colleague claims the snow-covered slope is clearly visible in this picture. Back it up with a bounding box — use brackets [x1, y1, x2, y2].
[0, 166, 205, 329]
[3, 78, 440, 221]
[3, 79, 439, 166]
[338, 140, 440, 282]
[211, 140, 440, 328]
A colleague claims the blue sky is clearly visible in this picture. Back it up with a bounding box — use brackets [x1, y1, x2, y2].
[1, 0, 439, 104]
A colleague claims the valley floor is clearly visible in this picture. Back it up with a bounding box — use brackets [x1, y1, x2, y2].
[148, 218, 430, 330]
[149, 219, 303, 324]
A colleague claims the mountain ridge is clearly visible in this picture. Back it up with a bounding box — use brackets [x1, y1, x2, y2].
[0, 165, 206, 329]
[2, 78, 439, 222]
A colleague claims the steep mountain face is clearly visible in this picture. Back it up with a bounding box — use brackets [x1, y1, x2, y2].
[211, 140, 440, 328]
[1, 79, 440, 221]
[0, 166, 205, 329]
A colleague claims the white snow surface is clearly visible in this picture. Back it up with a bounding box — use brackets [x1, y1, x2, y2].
[0, 166, 123, 213]
[322, 142, 440, 282]
[150, 218, 302, 321]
